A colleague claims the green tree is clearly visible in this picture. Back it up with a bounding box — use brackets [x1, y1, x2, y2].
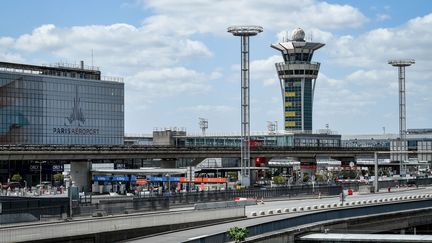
[227, 171, 238, 180]
[11, 173, 22, 182]
[303, 173, 310, 183]
[264, 170, 272, 179]
[315, 174, 325, 182]
[273, 175, 285, 185]
[228, 227, 248, 242]
[53, 173, 64, 181]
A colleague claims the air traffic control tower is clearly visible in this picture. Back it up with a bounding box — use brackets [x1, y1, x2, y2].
[271, 28, 324, 132]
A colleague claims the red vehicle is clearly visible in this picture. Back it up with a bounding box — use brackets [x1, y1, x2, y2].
[248, 140, 264, 147]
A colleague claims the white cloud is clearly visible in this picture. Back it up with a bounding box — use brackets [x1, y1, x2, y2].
[15, 25, 61, 52]
[346, 69, 396, 89]
[0, 37, 24, 62]
[0, 37, 14, 47]
[309, 12, 432, 132]
[250, 55, 282, 87]
[318, 73, 345, 88]
[127, 66, 215, 100]
[2, 23, 220, 113]
[140, 0, 367, 35]
[11, 24, 212, 71]
[376, 14, 391, 21]
[231, 55, 282, 87]
[323, 13, 432, 68]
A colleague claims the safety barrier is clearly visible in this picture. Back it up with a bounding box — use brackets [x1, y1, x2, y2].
[249, 193, 432, 217]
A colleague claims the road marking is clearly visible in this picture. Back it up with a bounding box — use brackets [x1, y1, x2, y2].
[188, 235, 208, 240]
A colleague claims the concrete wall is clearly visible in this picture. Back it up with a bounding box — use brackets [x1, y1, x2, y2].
[70, 161, 91, 192]
[153, 130, 186, 146]
[0, 207, 244, 243]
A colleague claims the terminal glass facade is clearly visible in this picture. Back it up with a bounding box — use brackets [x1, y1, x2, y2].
[0, 70, 124, 145]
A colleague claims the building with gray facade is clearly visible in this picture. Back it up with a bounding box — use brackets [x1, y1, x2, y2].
[147, 128, 341, 148]
[0, 61, 124, 145]
[343, 129, 432, 163]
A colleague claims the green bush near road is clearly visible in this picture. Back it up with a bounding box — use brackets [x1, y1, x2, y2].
[228, 226, 248, 242]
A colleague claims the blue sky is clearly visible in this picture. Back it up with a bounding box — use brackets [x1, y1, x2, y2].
[1, 0, 431, 135]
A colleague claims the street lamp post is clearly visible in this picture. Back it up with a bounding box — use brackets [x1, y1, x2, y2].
[37, 161, 47, 186]
[374, 152, 378, 193]
[165, 174, 171, 196]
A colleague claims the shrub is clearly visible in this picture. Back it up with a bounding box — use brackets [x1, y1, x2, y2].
[273, 175, 285, 184]
[11, 173, 22, 182]
[53, 173, 64, 181]
[228, 226, 248, 243]
[227, 171, 238, 180]
[303, 173, 310, 183]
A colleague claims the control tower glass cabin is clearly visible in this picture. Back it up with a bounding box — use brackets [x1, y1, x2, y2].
[271, 28, 324, 132]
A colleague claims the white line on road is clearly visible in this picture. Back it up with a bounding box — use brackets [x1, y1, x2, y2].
[188, 235, 208, 240]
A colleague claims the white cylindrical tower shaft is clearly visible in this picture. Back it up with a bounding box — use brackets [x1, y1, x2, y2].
[398, 65, 406, 143]
[240, 35, 250, 181]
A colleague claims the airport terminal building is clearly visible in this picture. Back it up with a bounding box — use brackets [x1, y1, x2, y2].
[0, 61, 124, 145]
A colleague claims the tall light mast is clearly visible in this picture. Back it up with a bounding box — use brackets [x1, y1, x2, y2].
[228, 25, 263, 187]
[198, 117, 208, 136]
[388, 59, 415, 173]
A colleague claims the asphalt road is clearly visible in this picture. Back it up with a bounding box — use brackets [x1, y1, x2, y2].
[126, 186, 432, 243]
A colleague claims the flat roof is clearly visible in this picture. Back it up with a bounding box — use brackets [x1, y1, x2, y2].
[299, 233, 432, 242]
[0, 61, 100, 75]
[0, 61, 124, 83]
[92, 168, 187, 175]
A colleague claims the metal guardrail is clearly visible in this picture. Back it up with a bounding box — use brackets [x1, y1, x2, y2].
[72, 185, 342, 217]
[339, 177, 432, 191]
[135, 184, 341, 202]
[0, 196, 70, 224]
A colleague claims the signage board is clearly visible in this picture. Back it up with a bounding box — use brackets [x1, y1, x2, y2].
[112, 176, 128, 181]
[93, 176, 110, 181]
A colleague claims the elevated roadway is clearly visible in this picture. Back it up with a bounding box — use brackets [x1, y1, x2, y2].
[0, 145, 387, 161]
[0, 188, 430, 243]
[128, 187, 432, 243]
